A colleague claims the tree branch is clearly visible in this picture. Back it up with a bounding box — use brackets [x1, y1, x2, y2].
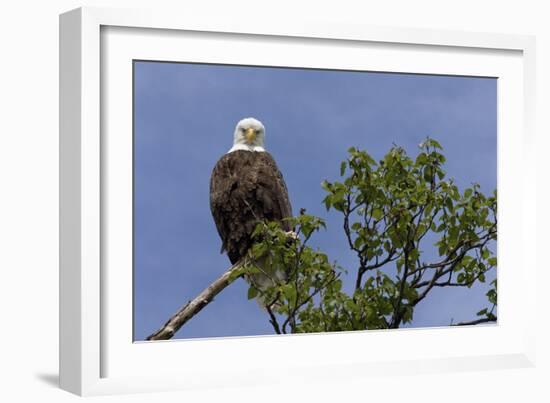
[146, 261, 244, 341]
[266, 303, 282, 334]
[452, 317, 497, 326]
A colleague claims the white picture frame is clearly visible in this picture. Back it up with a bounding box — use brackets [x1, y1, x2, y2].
[59, 6, 537, 396]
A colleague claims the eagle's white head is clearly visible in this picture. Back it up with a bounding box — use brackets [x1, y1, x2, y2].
[228, 117, 266, 153]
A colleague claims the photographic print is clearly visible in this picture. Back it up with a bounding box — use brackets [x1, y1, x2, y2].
[133, 61, 497, 341]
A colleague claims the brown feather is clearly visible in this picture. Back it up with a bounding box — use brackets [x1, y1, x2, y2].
[210, 150, 292, 264]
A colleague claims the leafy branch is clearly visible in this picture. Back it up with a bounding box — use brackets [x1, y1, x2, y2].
[320, 139, 497, 329]
[250, 139, 498, 332]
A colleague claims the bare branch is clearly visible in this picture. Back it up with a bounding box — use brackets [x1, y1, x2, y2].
[409, 232, 495, 283]
[452, 317, 497, 326]
[146, 261, 244, 341]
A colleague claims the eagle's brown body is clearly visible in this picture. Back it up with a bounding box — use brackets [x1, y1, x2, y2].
[209, 150, 292, 264]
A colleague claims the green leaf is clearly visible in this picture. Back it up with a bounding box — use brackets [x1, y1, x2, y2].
[283, 285, 297, 306]
[476, 308, 488, 317]
[461, 255, 473, 266]
[436, 223, 446, 233]
[251, 242, 266, 258]
[445, 197, 453, 212]
[323, 195, 332, 211]
[423, 166, 433, 182]
[340, 161, 347, 176]
[372, 208, 383, 220]
[247, 286, 258, 300]
[354, 236, 364, 250]
[448, 226, 459, 244]
[415, 152, 428, 165]
[429, 138, 443, 150]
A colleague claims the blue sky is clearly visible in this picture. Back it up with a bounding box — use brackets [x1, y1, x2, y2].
[133, 61, 497, 341]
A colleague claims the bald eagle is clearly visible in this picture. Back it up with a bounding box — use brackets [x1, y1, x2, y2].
[210, 117, 293, 295]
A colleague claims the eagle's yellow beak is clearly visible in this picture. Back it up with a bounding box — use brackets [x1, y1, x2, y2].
[244, 128, 257, 144]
